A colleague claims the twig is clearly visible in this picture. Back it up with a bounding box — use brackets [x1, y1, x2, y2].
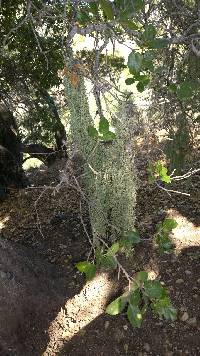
[171, 168, 200, 181]
[155, 182, 190, 196]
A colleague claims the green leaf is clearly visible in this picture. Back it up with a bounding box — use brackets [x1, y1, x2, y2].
[136, 271, 148, 283]
[127, 304, 142, 327]
[100, 255, 117, 269]
[126, 230, 141, 245]
[177, 81, 193, 100]
[100, 0, 114, 20]
[107, 242, 120, 255]
[160, 167, 171, 183]
[106, 295, 128, 315]
[148, 38, 168, 49]
[121, 20, 139, 30]
[76, 261, 96, 280]
[88, 125, 99, 138]
[129, 289, 141, 306]
[168, 83, 177, 93]
[134, 0, 144, 11]
[102, 131, 116, 141]
[136, 81, 145, 92]
[99, 117, 109, 133]
[160, 236, 173, 251]
[125, 77, 135, 85]
[143, 24, 156, 40]
[144, 280, 164, 299]
[162, 218, 178, 231]
[128, 51, 143, 73]
[155, 162, 171, 183]
[89, 2, 99, 15]
[77, 11, 91, 25]
[152, 298, 177, 321]
[137, 75, 150, 85]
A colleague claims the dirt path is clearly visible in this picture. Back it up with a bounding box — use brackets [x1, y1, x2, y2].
[0, 152, 199, 355]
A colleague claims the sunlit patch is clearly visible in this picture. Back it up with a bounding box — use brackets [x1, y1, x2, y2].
[147, 270, 159, 280]
[167, 209, 200, 249]
[23, 157, 43, 170]
[43, 272, 114, 355]
[0, 216, 10, 231]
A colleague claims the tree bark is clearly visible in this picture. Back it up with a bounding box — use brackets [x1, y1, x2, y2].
[39, 89, 68, 154]
[0, 102, 24, 189]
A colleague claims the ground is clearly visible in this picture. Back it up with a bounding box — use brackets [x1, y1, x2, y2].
[0, 141, 199, 356]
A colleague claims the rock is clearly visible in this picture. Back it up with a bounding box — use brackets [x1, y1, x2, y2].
[0, 271, 8, 279]
[187, 317, 197, 326]
[185, 270, 191, 275]
[144, 343, 150, 352]
[176, 278, 184, 284]
[180, 312, 189, 321]
[123, 325, 128, 331]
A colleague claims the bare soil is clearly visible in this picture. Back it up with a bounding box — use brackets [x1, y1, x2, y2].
[0, 145, 199, 356]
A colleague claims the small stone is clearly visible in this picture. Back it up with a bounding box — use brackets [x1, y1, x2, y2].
[180, 312, 189, 321]
[187, 317, 197, 326]
[185, 270, 192, 275]
[0, 271, 7, 279]
[180, 306, 187, 312]
[197, 278, 200, 284]
[176, 278, 184, 284]
[104, 321, 110, 330]
[123, 325, 128, 331]
[144, 343, 150, 352]
[124, 344, 129, 353]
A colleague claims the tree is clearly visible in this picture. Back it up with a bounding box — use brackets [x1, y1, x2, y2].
[0, 0, 67, 172]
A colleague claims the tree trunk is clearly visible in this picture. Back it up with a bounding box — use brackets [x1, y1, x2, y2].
[0, 102, 24, 190]
[39, 88, 68, 154]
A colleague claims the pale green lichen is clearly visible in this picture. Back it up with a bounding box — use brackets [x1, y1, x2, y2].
[64, 70, 137, 244]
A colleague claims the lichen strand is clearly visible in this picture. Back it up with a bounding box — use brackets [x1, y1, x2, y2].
[63, 74, 94, 158]
[64, 74, 137, 243]
[89, 140, 137, 242]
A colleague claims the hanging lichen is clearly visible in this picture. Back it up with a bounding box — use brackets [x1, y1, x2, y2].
[63, 63, 137, 244]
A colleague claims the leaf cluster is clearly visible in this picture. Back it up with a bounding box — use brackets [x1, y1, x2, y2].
[154, 218, 178, 253]
[88, 117, 116, 142]
[106, 271, 177, 327]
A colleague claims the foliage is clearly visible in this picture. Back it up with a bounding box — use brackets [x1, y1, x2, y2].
[148, 161, 171, 184]
[88, 117, 116, 142]
[106, 271, 177, 327]
[76, 230, 140, 279]
[154, 218, 178, 253]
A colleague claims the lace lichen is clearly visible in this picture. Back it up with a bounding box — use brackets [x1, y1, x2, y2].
[64, 67, 137, 244]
